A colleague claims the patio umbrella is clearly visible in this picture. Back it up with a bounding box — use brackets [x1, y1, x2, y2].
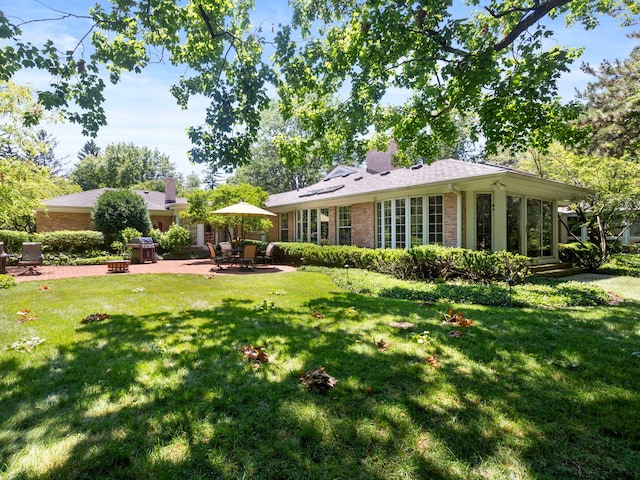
[211, 201, 276, 242]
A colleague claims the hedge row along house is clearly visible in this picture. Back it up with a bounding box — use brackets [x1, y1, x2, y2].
[265, 144, 591, 264]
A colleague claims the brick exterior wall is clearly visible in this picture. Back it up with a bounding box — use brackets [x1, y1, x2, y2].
[36, 211, 94, 232]
[351, 202, 375, 248]
[328, 206, 336, 245]
[443, 193, 457, 247]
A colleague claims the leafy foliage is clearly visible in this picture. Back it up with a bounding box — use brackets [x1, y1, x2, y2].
[574, 45, 640, 157]
[0, 159, 80, 232]
[181, 183, 271, 240]
[158, 223, 192, 255]
[559, 241, 603, 271]
[92, 189, 151, 244]
[33, 230, 104, 254]
[69, 142, 176, 190]
[278, 242, 529, 283]
[1, 3, 638, 169]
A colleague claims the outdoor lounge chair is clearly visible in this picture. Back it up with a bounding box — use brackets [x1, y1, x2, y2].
[18, 242, 43, 275]
[256, 242, 276, 268]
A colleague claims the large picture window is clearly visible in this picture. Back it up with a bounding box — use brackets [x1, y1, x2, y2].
[337, 206, 351, 245]
[376, 195, 442, 248]
[296, 208, 329, 244]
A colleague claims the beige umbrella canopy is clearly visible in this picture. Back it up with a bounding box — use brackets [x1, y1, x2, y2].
[211, 201, 276, 242]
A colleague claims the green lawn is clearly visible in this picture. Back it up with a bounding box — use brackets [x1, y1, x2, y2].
[1, 271, 639, 479]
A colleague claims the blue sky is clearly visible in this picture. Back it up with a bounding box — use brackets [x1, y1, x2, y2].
[4, 1, 639, 176]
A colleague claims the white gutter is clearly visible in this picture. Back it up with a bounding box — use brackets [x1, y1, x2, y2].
[448, 183, 462, 247]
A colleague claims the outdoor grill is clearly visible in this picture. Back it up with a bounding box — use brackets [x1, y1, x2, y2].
[127, 237, 158, 264]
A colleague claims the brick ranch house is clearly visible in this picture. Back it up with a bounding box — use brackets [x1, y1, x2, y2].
[265, 145, 591, 264]
[36, 175, 207, 245]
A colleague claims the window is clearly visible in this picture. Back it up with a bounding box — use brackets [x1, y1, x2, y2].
[527, 199, 553, 257]
[376, 195, 442, 248]
[337, 206, 351, 245]
[296, 208, 329, 244]
[476, 193, 492, 251]
[395, 198, 406, 248]
[428, 196, 443, 244]
[506, 196, 521, 253]
[410, 197, 424, 246]
[280, 213, 289, 242]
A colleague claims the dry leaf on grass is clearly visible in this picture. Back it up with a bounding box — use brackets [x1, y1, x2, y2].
[299, 366, 338, 393]
[16, 310, 37, 323]
[81, 313, 110, 324]
[312, 309, 325, 319]
[240, 345, 269, 363]
[373, 338, 390, 351]
[426, 355, 440, 368]
[443, 309, 474, 327]
[449, 330, 463, 338]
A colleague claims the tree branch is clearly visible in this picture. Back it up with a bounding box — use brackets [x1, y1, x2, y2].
[492, 0, 573, 52]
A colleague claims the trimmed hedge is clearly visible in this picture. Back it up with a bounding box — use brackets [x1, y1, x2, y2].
[559, 242, 603, 271]
[275, 242, 530, 284]
[0, 230, 30, 253]
[34, 230, 105, 254]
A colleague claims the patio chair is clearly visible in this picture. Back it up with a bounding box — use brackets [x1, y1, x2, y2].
[18, 242, 43, 275]
[256, 242, 276, 268]
[208, 242, 235, 270]
[238, 244, 257, 271]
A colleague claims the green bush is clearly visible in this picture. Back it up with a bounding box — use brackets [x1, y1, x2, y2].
[276, 242, 532, 283]
[159, 223, 192, 255]
[0, 230, 31, 253]
[559, 242, 603, 271]
[92, 189, 152, 245]
[33, 230, 104, 254]
[0, 274, 16, 289]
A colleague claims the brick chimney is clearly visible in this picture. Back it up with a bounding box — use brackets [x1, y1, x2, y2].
[165, 174, 176, 204]
[365, 141, 398, 174]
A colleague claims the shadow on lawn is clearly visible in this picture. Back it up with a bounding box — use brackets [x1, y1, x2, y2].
[1, 293, 639, 479]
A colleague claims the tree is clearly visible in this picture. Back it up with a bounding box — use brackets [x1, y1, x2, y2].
[0, 159, 80, 231]
[30, 129, 66, 175]
[77, 140, 100, 161]
[92, 189, 152, 246]
[181, 183, 271, 241]
[69, 142, 176, 190]
[1, 81, 59, 164]
[229, 101, 332, 194]
[0, 2, 637, 169]
[573, 44, 640, 158]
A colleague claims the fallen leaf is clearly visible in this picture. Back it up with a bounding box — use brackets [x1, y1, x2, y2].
[240, 345, 269, 363]
[312, 309, 325, 319]
[81, 313, 110, 324]
[426, 355, 440, 368]
[373, 338, 390, 351]
[449, 330, 463, 338]
[299, 366, 338, 393]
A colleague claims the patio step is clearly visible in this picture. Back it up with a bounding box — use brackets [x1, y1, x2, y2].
[529, 262, 587, 278]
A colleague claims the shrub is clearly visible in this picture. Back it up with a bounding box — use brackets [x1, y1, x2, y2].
[559, 242, 603, 271]
[92, 189, 152, 245]
[276, 242, 532, 283]
[0, 274, 16, 289]
[33, 230, 104, 254]
[0, 230, 31, 253]
[159, 223, 192, 255]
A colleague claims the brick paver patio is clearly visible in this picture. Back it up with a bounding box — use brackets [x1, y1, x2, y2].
[6, 259, 296, 283]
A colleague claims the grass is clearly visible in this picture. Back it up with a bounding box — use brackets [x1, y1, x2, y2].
[1, 270, 639, 479]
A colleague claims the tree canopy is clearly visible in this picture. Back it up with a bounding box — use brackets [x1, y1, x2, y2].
[181, 183, 271, 241]
[1, 1, 639, 170]
[92, 189, 152, 245]
[69, 142, 176, 190]
[573, 43, 640, 158]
